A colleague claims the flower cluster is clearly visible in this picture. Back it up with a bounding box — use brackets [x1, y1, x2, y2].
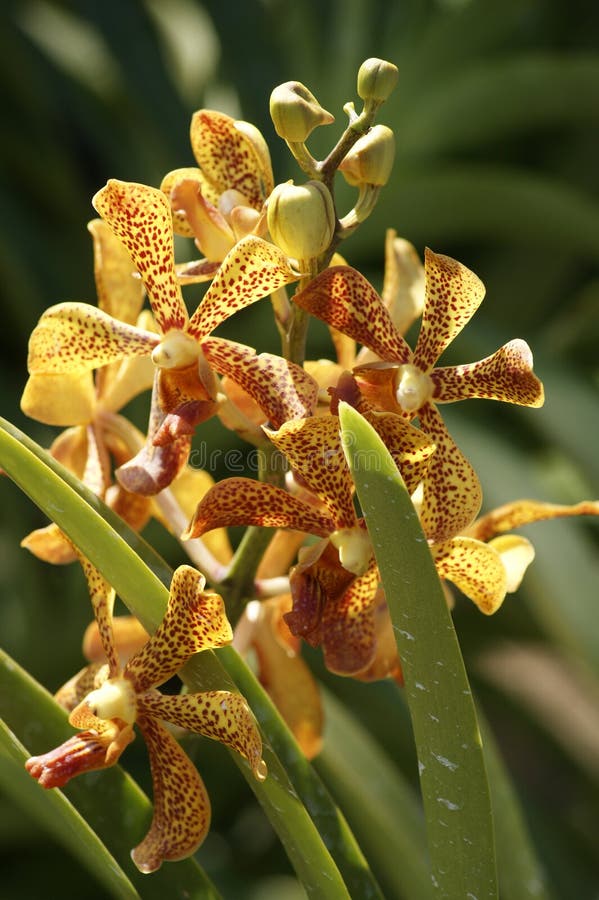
[21, 57, 599, 871]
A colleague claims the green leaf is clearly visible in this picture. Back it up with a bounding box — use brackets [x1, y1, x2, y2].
[0, 417, 377, 900]
[338, 402, 498, 899]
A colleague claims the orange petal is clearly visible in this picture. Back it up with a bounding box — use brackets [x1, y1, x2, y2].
[138, 690, 265, 778]
[469, 498, 599, 542]
[432, 339, 544, 407]
[87, 218, 144, 324]
[237, 596, 323, 758]
[92, 180, 188, 333]
[418, 403, 482, 543]
[413, 249, 486, 372]
[83, 615, 150, 665]
[170, 178, 234, 262]
[161, 167, 206, 237]
[124, 565, 232, 693]
[132, 715, 211, 873]
[266, 416, 356, 528]
[27, 302, 158, 375]
[184, 478, 334, 540]
[190, 110, 272, 210]
[351, 591, 403, 683]
[293, 266, 411, 362]
[186, 235, 299, 341]
[433, 536, 507, 615]
[202, 337, 318, 427]
[21, 372, 96, 426]
[21, 523, 77, 565]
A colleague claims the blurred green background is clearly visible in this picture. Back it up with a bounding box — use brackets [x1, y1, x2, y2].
[1, 1, 598, 897]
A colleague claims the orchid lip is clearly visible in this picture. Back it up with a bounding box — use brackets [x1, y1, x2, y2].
[394, 363, 433, 413]
[151, 330, 201, 369]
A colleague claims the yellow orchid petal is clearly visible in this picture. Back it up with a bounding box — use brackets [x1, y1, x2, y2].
[186, 235, 299, 341]
[138, 690, 265, 779]
[468, 498, 599, 542]
[238, 597, 323, 759]
[27, 302, 159, 375]
[432, 339, 544, 407]
[413, 249, 486, 372]
[87, 218, 144, 324]
[418, 403, 482, 543]
[21, 372, 96, 426]
[322, 560, 380, 676]
[433, 536, 507, 615]
[190, 109, 273, 210]
[489, 534, 535, 593]
[21, 522, 78, 565]
[98, 352, 156, 414]
[266, 416, 356, 528]
[202, 336, 318, 428]
[131, 715, 211, 873]
[92, 179, 189, 333]
[184, 478, 334, 540]
[124, 565, 232, 693]
[49, 425, 88, 476]
[294, 265, 411, 363]
[364, 409, 435, 496]
[78, 558, 120, 677]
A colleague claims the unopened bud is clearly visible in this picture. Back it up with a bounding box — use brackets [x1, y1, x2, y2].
[357, 58, 399, 103]
[267, 181, 336, 260]
[339, 125, 395, 187]
[270, 81, 334, 142]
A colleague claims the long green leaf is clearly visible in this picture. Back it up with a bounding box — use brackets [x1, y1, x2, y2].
[339, 402, 498, 899]
[0, 417, 378, 899]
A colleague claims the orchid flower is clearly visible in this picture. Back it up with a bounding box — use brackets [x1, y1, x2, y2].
[185, 413, 434, 676]
[162, 109, 274, 280]
[293, 251, 544, 542]
[26, 561, 265, 873]
[26, 180, 316, 493]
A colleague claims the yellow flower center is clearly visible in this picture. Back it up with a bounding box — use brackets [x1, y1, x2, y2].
[151, 330, 201, 369]
[394, 363, 433, 413]
[330, 526, 373, 576]
[85, 677, 137, 725]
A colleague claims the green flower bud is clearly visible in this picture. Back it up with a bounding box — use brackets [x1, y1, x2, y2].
[269, 81, 334, 143]
[267, 180, 336, 260]
[339, 125, 395, 187]
[357, 58, 399, 103]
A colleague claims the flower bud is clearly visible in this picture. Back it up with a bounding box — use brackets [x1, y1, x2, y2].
[267, 181, 336, 260]
[269, 81, 334, 142]
[357, 58, 399, 103]
[339, 125, 395, 187]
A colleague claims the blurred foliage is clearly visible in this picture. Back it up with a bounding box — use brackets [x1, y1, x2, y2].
[1, 0, 598, 897]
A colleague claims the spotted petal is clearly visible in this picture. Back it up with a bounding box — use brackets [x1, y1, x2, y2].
[468, 498, 599, 542]
[365, 410, 435, 496]
[184, 478, 334, 540]
[78, 558, 119, 677]
[186, 235, 298, 340]
[413, 249, 486, 372]
[27, 302, 159, 375]
[293, 266, 411, 363]
[202, 336, 318, 427]
[432, 339, 544, 407]
[432, 536, 507, 615]
[321, 561, 380, 676]
[138, 690, 264, 778]
[190, 109, 273, 210]
[132, 715, 210, 873]
[266, 416, 356, 527]
[418, 403, 482, 543]
[92, 180, 188, 332]
[124, 566, 231, 693]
